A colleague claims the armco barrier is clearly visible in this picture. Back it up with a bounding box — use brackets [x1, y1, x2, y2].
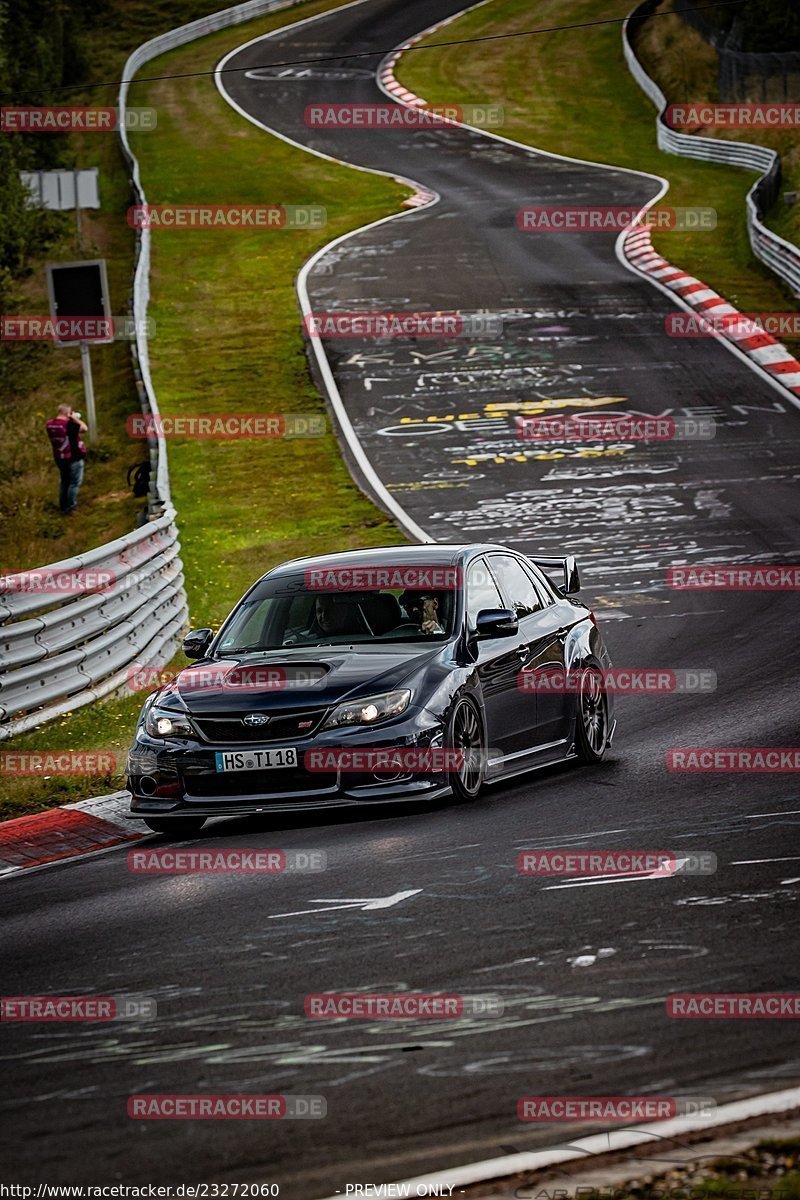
[624, 0, 800, 299]
[0, 0, 305, 739]
[0, 512, 187, 736]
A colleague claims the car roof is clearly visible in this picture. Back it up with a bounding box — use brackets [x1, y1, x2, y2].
[262, 543, 518, 581]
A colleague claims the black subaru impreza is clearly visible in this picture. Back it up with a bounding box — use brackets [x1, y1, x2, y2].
[126, 542, 615, 835]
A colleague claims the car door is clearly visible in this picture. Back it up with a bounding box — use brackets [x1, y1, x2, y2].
[488, 553, 573, 746]
[465, 557, 529, 758]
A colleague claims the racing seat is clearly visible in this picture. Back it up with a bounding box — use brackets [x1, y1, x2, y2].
[361, 593, 403, 635]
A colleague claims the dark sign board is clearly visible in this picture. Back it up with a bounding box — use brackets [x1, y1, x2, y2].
[46, 259, 112, 346]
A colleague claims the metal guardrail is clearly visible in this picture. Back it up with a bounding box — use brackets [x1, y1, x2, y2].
[0, 0, 304, 739]
[0, 512, 186, 733]
[623, 0, 800, 299]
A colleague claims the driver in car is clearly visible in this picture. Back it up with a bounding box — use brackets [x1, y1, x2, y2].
[400, 591, 445, 635]
[285, 595, 361, 643]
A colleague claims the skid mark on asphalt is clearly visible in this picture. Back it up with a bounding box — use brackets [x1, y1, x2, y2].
[0, 992, 662, 1081]
[418, 1042, 651, 1078]
[676, 890, 799, 906]
[475, 941, 708, 975]
[384, 842, 483, 863]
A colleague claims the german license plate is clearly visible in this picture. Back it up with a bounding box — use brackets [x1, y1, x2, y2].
[215, 747, 297, 772]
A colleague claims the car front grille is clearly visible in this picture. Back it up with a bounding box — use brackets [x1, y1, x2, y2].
[191, 707, 329, 744]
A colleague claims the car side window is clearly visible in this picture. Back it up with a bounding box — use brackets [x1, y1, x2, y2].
[466, 559, 504, 629]
[522, 561, 557, 608]
[488, 554, 543, 619]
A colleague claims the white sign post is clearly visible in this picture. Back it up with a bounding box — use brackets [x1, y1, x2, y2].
[21, 168, 100, 245]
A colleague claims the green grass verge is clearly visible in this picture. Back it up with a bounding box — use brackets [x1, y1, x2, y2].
[0, 0, 266, 573]
[127, 0, 409, 626]
[561, 1139, 799, 1200]
[396, 0, 799, 346]
[0, 125, 145, 570]
[1, 0, 411, 821]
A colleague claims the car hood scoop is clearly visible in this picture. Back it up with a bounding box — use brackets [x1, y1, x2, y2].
[167, 644, 441, 712]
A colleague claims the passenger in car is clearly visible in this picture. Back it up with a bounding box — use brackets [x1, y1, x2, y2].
[400, 591, 445, 635]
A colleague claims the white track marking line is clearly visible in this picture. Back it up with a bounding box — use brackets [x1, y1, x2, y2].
[374, 1, 800, 411]
[744, 810, 800, 819]
[316, 1087, 800, 1199]
[543, 858, 690, 890]
[733, 856, 800, 864]
[215, 0, 439, 544]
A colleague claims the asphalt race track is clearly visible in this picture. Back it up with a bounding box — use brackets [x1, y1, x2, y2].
[2, 0, 800, 1194]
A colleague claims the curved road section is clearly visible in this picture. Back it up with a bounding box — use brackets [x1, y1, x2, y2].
[1, 1, 799, 1196]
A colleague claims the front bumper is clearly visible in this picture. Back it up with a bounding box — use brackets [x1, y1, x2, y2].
[126, 708, 450, 820]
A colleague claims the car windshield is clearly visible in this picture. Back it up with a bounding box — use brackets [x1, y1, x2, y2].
[215, 576, 457, 653]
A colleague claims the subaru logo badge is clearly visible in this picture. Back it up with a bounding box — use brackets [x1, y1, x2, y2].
[242, 713, 270, 727]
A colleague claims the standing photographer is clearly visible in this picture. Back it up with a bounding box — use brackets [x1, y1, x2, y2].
[45, 404, 88, 515]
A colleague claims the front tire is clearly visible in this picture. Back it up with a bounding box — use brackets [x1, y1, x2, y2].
[446, 694, 486, 802]
[142, 817, 207, 837]
[574, 664, 609, 763]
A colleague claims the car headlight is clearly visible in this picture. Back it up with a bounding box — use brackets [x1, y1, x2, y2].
[144, 705, 195, 739]
[322, 689, 411, 730]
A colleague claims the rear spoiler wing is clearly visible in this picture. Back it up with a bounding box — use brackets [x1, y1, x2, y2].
[529, 555, 580, 595]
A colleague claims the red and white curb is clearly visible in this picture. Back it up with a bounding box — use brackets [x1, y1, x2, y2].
[379, 14, 466, 117]
[379, 45, 426, 109]
[380, 8, 800, 403]
[378, 11, 475, 211]
[380, 35, 446, 209]
[621, 225, 800, 395]
[0, 791, 144, 878]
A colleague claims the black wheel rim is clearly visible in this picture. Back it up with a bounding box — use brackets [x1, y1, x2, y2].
[453, 700, 483, 794]
[580, 667, 607, 755]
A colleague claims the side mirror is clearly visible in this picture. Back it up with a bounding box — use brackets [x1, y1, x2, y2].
[183, 628, 213, 659]
[475, 608, 518, 639]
